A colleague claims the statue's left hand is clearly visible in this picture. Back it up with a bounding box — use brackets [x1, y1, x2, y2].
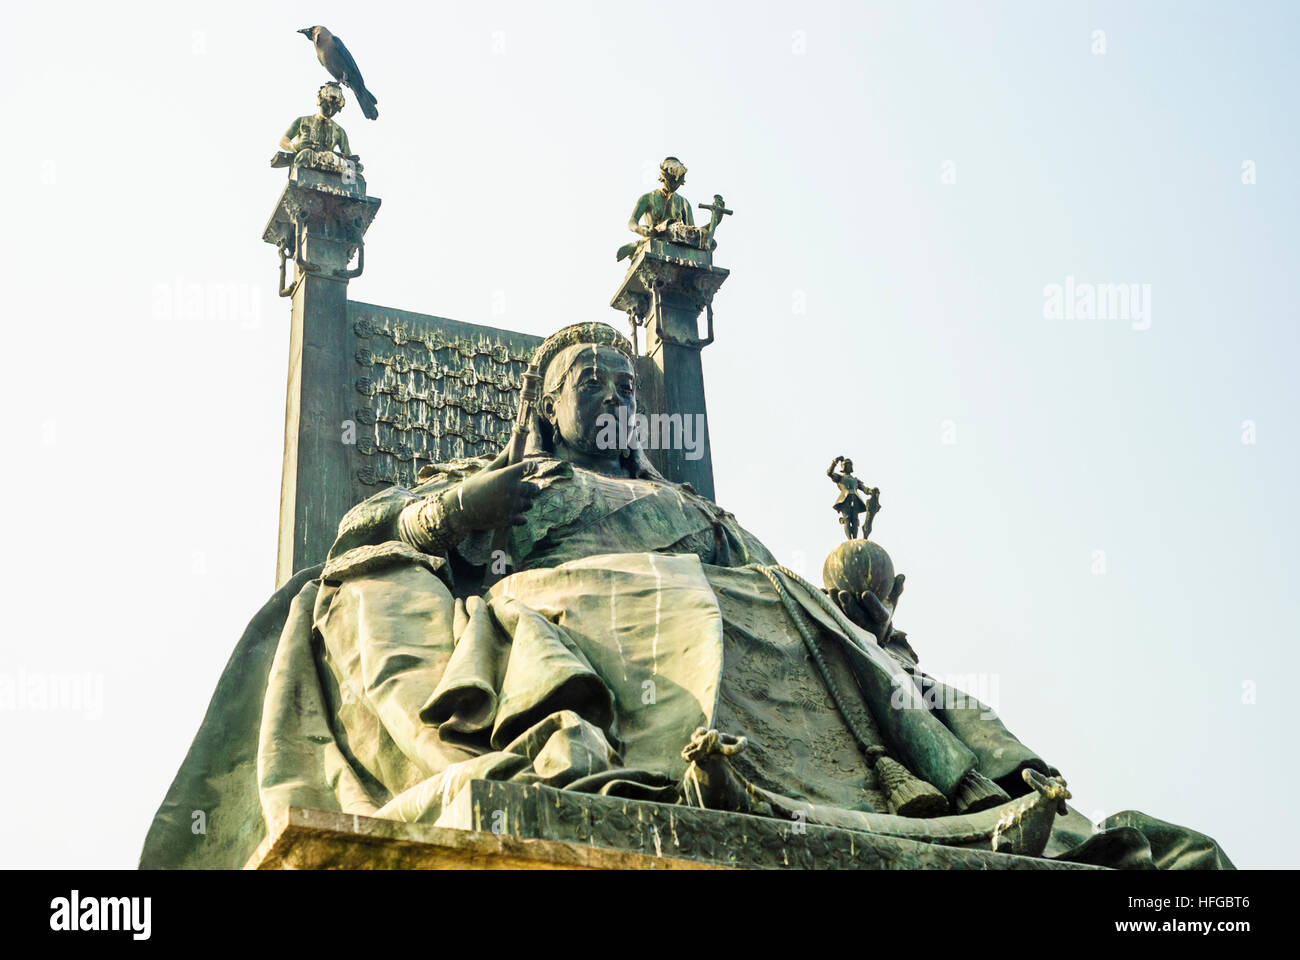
[834, 589, 891, 638]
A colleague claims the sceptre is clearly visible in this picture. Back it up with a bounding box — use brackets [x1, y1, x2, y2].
[482, 364, 542, 588]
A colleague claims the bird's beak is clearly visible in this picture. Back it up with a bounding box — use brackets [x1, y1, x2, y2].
[297, 27, 312, 36]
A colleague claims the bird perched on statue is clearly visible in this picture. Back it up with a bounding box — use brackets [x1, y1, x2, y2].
[298, 26, 379, 120]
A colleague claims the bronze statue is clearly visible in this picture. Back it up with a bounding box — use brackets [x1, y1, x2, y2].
[272, 83, 361, 175]
[828, 455, 880, 540]
[298, 25, 379, 120]
[140, 32, 1241, 870]
[617, 157, 718, 261]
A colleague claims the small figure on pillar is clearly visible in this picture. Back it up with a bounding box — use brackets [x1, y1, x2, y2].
[263, 81, 379, 293]
[617, 156, 715, 261]
[271, 83, 362, 176]
[608, 156, 730, 497]
[827, 455, 880, 540]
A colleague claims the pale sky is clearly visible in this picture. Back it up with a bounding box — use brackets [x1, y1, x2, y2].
[2, 0, 1297, 868]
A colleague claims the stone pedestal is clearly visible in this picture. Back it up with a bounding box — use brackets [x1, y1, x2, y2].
[263, 166, 381, 585]
[246, 806, 716, 870]
[612, 240, 728, 500]
[247, 781, 1103, 870]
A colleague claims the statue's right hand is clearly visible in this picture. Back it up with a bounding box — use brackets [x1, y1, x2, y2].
[453, 455, 542, 531]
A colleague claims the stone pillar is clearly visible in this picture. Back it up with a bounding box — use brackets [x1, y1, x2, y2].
[611, 240, 728, 500]
[263, 165, 381, 585]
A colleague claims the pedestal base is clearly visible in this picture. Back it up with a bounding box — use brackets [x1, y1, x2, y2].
[248, 782, 1104, 870]
[610, 239, 728, 328]
[245, 806, 715, 870]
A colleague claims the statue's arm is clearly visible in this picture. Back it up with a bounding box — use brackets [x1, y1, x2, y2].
[324, 458, 500, 565]
[337, 126, 352, 158]
[397, 453, 542, 558]
[279, 118, 302, 152]
[398, 487, 467, 555]
[628, 194, 652, 237]
[328, 485, 421, 559]
[683, 197, 695, 227]
[827, 456, 842, 479]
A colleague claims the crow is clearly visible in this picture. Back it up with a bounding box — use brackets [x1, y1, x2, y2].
[298, 26, 379, 120]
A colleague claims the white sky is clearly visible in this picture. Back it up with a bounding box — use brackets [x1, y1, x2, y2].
[2, 0, 1297, 868]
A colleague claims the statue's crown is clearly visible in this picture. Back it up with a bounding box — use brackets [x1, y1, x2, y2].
[531, 322, 633, 374]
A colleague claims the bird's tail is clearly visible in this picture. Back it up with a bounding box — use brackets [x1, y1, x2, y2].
[356, 85, 379, 120]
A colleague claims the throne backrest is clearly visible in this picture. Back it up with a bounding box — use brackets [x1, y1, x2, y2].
[348, 301, 543, 491]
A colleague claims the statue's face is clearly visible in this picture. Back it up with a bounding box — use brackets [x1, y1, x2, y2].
[319, 97, 341, 117]
[844, 459, 854, 473]
[659, 163, 686, 193]
[544, 348, 636, 459]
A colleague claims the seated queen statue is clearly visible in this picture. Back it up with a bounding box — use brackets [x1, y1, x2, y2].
[141, 321, 1233, 870]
